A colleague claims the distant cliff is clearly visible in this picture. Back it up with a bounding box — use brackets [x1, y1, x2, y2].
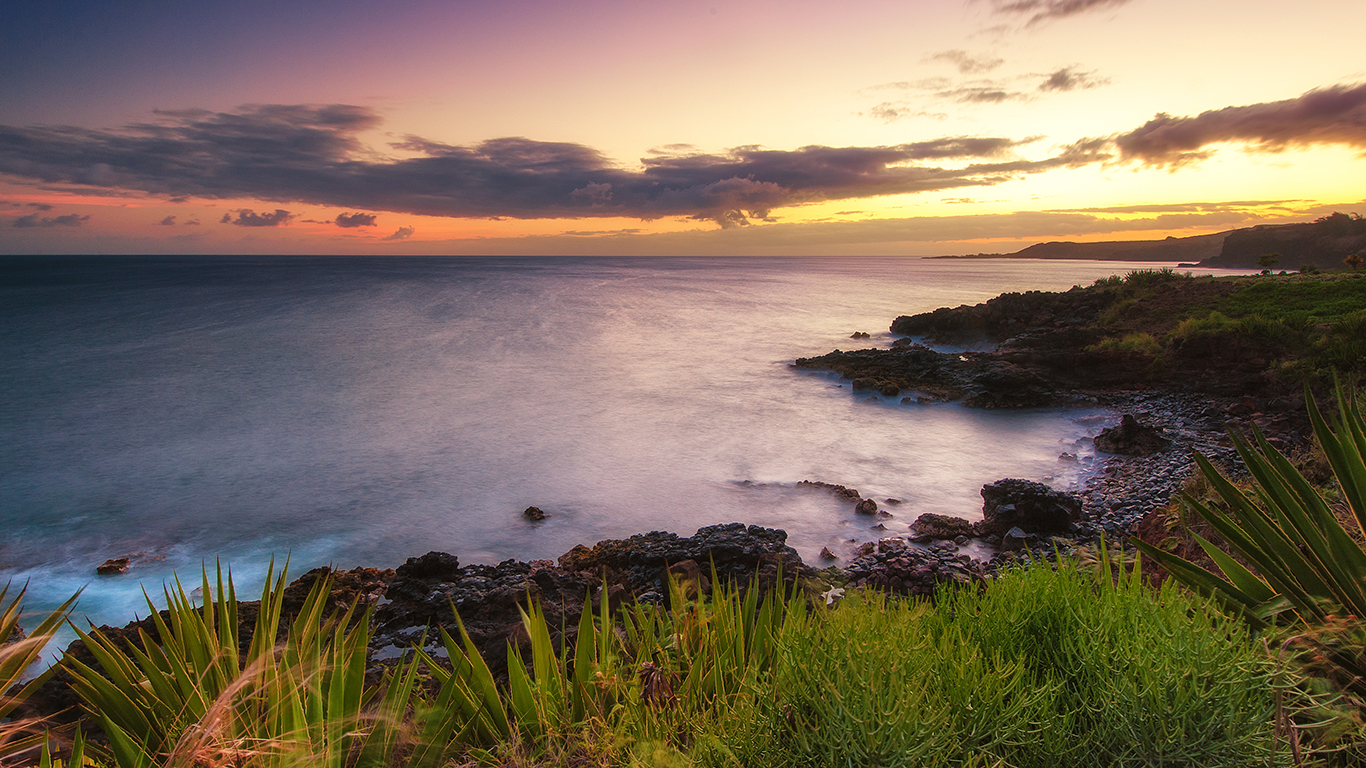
[931, 231, 1229, 263]
[932, 212, 1366, 270]
[1202, 213, 1366, 270]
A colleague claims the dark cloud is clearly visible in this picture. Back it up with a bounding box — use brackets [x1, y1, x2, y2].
[0, 104, 1105, 228]
[335, 211, 377, 227]
[1114, 82, 1366, 167]
[184, 218, 200, 225]
[381, 225, 414, 241]
[1038, 67, 1109, 93]
[159, 215, 176, 225]
[927, 50, 1004, 75]
[26, 202, 53, 210]
[222, 208, 295, 227]
[994, 0, 1132, 26]
[13, 213, 88, 228]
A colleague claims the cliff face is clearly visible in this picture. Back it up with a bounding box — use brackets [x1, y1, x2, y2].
[1009, 231, 1228, 263]
[1204, 214, 1366, 270]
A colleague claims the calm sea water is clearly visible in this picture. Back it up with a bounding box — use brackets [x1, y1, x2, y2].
[1, 255, 1236, 634]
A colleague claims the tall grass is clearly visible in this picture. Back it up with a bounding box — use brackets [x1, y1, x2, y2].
[707, 555, 1281, 768]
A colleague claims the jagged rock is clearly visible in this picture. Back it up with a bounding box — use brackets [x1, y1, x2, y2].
[850, 331, 871, 339]
[798, 480, 862, 501]
[975, 478, 1082, 536]
[855, 498, 879, 515]
[1001, 527, 1030, 551]
[96, 557, 130, 576]
[1094, 414, 1170, 456]
[395, 551, 461, 581]
[819, 547, 838, 561]
[963, 362, 1054, 409]
[522, 505, 547, 520]
[910, 513, 975, 540]
[557, 523, 805, 585]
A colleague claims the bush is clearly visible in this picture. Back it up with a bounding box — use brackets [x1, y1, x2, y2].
[710, 559, 1280, 768]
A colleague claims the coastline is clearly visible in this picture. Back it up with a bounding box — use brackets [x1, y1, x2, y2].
[14, 266, 1336, 724]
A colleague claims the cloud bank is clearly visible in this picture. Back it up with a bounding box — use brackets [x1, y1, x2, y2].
[1114, 82, 1366, 166]
[0, 104, 1101, 227]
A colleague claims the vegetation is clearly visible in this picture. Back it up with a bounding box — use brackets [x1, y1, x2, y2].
[1, 584, 78, 763]
[1133, 383, 1366, 763]
[2, 549, 1297, 767]
[1086, 267, 1366, 381]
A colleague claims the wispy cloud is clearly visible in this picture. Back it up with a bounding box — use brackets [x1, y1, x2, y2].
[926, 49, 1004, 75]
[1037, 66, 1109, 92]
[1113, 82, 1366, 166]
[0, 104, 1103, 228]
[159, 215, 176, 225]
[381, 225, 414, 241]
[993, 0, 1133, 26]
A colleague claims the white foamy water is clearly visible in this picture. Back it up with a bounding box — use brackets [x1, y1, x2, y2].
[1, 255, 1238, 638]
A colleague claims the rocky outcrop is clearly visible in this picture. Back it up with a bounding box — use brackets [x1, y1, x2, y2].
[1094, 414, 1170, 456]
[95, 557, 130, 576]
[910, 513, 975, 541]
[889, 287, 1113, 347]
[843, 538, 986, 596]
[975, 478, 1083, 536]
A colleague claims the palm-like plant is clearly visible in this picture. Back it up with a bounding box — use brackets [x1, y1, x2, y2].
[1132, 382, 1366, 628]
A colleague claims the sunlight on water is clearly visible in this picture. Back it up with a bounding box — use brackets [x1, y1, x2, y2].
[1, 256, 1240, 640]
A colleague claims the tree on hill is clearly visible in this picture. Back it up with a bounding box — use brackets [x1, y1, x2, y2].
[1257, 252, 1280, 274]
[1346, 252, 1365, 270]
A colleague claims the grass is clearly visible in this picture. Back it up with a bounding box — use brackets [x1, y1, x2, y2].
[708, 554, 1281, 768]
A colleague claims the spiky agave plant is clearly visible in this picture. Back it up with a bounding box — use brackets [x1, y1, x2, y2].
[64, 561, 433, 768]
[0, 583, 79, 762]
[1132, 381, 1366, 629]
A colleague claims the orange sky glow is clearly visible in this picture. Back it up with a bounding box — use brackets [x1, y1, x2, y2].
[2, 0, 1364, 256]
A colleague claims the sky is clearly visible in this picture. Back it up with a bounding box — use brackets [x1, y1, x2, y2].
[1, 0, 1364, 256]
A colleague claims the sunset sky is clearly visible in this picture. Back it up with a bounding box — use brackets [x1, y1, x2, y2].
[2, 0, 1364, 256]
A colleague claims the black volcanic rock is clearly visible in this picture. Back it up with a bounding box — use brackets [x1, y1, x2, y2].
[395, 551, 461, 581]
[1094, 414, 1170, 456]
[975, 478, 1082, 536]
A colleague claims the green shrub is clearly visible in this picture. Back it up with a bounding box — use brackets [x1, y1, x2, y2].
[1089, 332, 1163, 357]
[710, 559, 1279, 768]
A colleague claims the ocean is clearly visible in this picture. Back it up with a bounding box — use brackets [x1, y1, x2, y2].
[1, 255, 1236, 636]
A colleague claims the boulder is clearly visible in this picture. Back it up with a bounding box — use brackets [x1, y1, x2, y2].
[1000, 526, 1030, 551]
[96, 557, 130, 576]
[910, 513, 975, 541]
[1094, 414, 1170, 456]
[394, 551, 461, 581]
[666, 559, 710, 599]
[974, 478, 1082, 536]
[818, 547, 838, 561]
[855, 498, 879, 515]
[522, 505, 547, 520]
